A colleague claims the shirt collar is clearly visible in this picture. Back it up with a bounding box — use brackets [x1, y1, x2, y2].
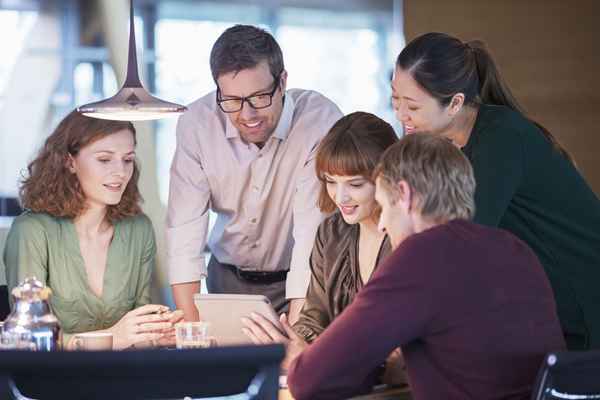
[272, 94, 294, 140]
[223, 92, 295, 141]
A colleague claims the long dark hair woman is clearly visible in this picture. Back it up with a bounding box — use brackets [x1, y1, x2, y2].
[391, 32, 600, 350]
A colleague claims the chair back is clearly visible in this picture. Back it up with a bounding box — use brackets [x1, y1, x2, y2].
[532, 351, 600, 400]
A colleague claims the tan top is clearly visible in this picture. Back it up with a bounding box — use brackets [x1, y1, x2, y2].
[3, 212, 155, 344]
[293, 213, 392, 342]
[166, 89, 342, 298]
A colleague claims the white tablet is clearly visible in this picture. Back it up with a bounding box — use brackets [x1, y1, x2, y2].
[193, 293, 284, 346]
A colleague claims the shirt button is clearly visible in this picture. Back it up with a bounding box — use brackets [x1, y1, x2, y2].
[252, 186, 259, 191]
[250, 218, 257, 223]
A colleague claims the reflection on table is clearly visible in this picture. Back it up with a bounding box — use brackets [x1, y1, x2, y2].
[279, 384, 411, 400]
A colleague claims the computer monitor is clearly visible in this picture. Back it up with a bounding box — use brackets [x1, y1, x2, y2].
[0, 344, 284, 400]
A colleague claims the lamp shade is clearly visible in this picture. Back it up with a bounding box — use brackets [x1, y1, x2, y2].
[77, 0, 186, 121]
[78, 86, 187, 121]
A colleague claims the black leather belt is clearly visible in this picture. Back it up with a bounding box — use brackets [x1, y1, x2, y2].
[223, 263, 289, 284]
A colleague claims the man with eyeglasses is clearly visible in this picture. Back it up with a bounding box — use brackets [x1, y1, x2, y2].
[167, 24, 342, 323]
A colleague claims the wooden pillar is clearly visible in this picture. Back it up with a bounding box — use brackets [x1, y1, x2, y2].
[402, 0, 600, 194]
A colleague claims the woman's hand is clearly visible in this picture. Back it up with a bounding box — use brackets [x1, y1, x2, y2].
[109, 304, 173, 350]
[154, 309, 185, 348]
[242, 313, 308, 371]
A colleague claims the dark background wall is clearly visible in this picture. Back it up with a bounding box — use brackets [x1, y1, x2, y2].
[403, 0, 600, 194]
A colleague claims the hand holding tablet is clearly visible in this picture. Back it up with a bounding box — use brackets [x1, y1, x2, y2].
[193, 294, 284, 345]
[242, 312, 308, 371]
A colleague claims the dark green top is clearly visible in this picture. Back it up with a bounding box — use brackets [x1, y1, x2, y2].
[3, 212, 156, 345]
[463, 104, 600, 350]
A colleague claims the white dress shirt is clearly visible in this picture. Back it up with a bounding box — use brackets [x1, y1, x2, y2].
[166, 89, 342, 298]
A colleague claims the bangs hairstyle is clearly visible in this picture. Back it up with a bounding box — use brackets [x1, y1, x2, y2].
[20, 110, 142, 222]
[315, 112, 398, 213]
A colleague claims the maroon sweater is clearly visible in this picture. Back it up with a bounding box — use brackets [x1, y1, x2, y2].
[288, 220, 566, 400]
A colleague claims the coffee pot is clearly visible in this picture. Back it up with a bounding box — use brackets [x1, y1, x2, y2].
[2, 276, 61, 351]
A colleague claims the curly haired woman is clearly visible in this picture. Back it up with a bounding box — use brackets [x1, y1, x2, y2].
[3, 110, 182, 350]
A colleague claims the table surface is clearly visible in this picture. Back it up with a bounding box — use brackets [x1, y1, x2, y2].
[279, 385, 411, 400]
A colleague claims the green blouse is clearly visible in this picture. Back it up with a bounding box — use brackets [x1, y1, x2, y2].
[3, 212, 156, 345]
[463, 104, 600, 350]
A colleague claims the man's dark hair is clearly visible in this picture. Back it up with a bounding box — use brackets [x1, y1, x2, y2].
[210, 24, 284, 82]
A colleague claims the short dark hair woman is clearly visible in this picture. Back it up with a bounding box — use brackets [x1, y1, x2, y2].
[391, 32, 600, 350]
[241, 112, 405, 383]
[301, 111, 398, 343]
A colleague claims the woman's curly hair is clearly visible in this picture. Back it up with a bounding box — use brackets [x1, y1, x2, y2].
[20, 110, 142, 222]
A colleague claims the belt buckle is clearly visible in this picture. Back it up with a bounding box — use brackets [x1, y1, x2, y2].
[234, 266, 248, 281]
[236, 267, 258, 282]
[234, 266, 287, 283]
[238, 268, 275, 283]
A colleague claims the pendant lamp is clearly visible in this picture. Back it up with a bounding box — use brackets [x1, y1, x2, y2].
[78, 0, 187, 121]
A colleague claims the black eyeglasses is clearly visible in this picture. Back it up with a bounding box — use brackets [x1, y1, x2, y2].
[216, 75, 281, 113]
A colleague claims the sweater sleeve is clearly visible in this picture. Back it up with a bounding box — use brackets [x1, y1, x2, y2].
[287, 237, 439, 400]
[467, 119, 524, 227]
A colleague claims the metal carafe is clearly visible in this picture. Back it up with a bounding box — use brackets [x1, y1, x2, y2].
[2, 276, 61, 351]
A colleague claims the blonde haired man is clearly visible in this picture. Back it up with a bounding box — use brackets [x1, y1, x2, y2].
[288, 134, 565, 400]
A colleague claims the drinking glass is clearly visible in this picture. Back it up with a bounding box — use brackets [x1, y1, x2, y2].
[175, 321, 216, 349]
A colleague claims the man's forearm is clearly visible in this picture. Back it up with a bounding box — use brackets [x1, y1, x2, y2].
[172, 281, 201, 321]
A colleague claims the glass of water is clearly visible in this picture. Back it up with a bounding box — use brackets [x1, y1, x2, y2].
[175, 321, 215, 349]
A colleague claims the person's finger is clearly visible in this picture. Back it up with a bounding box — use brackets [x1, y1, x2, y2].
[242, 327, 263, 345]
[160, 326, 176, 334]
[241, 317, 274, 344]
[161, 331, 176, 339]
[157, 335, 176, 347]
[136, 322, 172, 333]
[279, 314, 296, 339]
[168, 310, 184, 323]
[130, 304, 169, 317]
[132, 332, 163, 345]
[136, 313, 171, 325]
[250, 312, 288, 342]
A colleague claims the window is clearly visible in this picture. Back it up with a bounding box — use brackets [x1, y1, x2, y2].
[74, 62, 118, 107]
[281, 26, 382, 115]
[0, 1, 403, 217]
[155, 19, 238, 205]
[0, 10, 38, 107]
[153, 2, 401, 205]
[0, 9, 38, 216]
